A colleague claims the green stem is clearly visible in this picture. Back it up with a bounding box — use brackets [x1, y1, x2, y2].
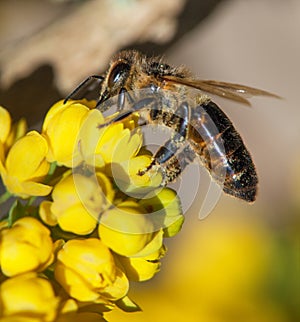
[45, 162, 57, 183]
[0, 191, 12, 204]
[49, 161, 57, 175]
[27, 196, 37, 206]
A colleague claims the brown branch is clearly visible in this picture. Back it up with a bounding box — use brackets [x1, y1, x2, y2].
[0, 0, 186, 92]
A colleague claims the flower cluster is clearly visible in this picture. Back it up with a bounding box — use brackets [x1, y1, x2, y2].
[0, 100, 184, 321]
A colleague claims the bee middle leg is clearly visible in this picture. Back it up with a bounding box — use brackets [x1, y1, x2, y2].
[139, 101, 192, 184]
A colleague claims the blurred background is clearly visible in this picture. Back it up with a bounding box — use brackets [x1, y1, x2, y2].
[0, 0, 299, 321]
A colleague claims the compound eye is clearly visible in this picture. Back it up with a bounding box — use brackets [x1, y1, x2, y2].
[108, 62, 130, 88]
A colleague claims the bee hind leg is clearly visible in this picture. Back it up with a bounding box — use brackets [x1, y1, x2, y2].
[159, 145, 196, 185]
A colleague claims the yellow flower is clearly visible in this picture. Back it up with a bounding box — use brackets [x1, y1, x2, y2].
[73, 109, 106, 169]
[0, 106, 27, 155]
[40, 172, 111, 235]
[100, 125, 142, 165]
[111, 154, 163, 197]
[0, 97, 186, 320]
[42, 99, 160, 196]
[0, 272, 59, 321]
[42, 99, 143, 171]
[139, 187, 184, 237]
[42, 99, 98, 167]
[78, 109, 165, 200]
[77, 108, 143, 170]
[56, 298, 112, 321]
[0, 106, 11, 145]
[98, 200, 162, 257]
[0, 131, 52, 198]
[54, 238, 128, 302]
[117, 245, 166, 282]
[56, 312, 107, 322]
[0, 217, 54, 277]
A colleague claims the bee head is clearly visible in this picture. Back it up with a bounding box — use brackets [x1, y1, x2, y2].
[97, 50, 140, 105]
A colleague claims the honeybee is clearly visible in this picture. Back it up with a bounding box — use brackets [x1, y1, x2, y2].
[65, 50, 279, 202]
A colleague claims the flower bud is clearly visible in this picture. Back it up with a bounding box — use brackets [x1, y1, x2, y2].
[0, 106, 11, 144]
[0, 217, 54, 276]
[0, 272, 59, 321]
[39, 172, 112, 235]
[118, 245, 166, 281]
[42, 100, 97, 167]
[54, 238, 128, 302]
[139, 187, 184, 237]
[0, 131, 52, 198]
[98, 201, 157, 257]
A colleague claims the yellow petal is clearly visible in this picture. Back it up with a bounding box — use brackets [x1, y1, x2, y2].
[5, 131, 49, 180]
[131, 229, 164, 258]
[96, 172, 115, 205]
[95, 124, 125, 163]
[110, 128, 142, 163]
[42, 102, 90, 167]
[39, 200, 58, 226]
[99, 204, 154, 256]
[0, 106, 11, 142]
[49, 174, 107, 234]
[56, 204, 98, 235]
[0, 142, 6, 169]
[0, 217, 53, 276]
[55, 263, 100, 302]
[118, 245, 166, 282]
[55, 239, 116, 302]
[1, 178, 52, 199]
[59, 298, 78, 314]
[101, 267, 129, 300]
[139, 187, 184, 236]
[76, 109, 106, 166]
[0, 272, 59, 320]
[42, 99, 95, 131]
[96, 123, 124, 149]
[52, 173, 103, 213]
[57, 239, 115, 284]
[111, 155, 162, 197]
[0, 132, 52, 196]
[5, 117, 27, 149]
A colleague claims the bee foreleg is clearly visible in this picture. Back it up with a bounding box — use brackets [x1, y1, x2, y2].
[116, 88, 134, 111]
[117, 88, 126, 110]
[96, 96, 156, 130]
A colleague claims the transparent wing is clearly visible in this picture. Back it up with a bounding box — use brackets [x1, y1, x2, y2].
[162, 76, 281, 106]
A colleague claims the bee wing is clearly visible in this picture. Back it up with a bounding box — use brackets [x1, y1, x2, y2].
[163, 76, 280, 106]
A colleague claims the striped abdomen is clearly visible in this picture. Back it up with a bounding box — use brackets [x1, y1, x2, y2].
[189, 101, 258, 202]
